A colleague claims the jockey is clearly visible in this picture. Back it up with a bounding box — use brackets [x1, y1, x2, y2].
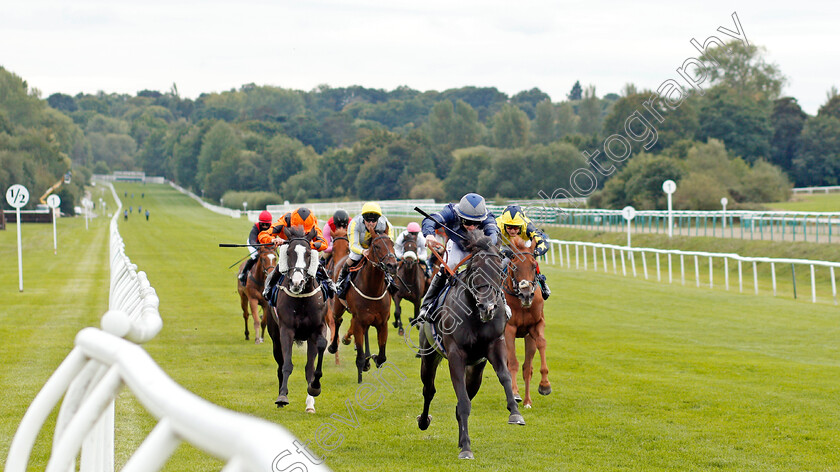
[259, 207, 335, 301]
[335, 202, 398, 300]
[496, 205, 551, 300]
[322, 209, 350, 264]
[238, 210, 273, 285]
[415, 193, 502, 324]
[395, 222, 431, 277]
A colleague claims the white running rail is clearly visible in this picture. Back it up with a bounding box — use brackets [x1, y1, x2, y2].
[5, 182, 330, 472]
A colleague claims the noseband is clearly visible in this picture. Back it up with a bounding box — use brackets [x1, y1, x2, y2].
[366, 234, 397, 272]
[504, 250, 538, 298]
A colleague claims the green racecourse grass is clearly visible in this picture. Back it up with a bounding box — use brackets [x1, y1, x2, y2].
[769, 193, 840, 212]
[3, 183, 840, 471]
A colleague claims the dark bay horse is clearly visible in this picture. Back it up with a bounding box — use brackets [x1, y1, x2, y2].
[326, 227, 349, 365]
[392, 237, 428, 336]
[267, 226, 328, 413]
[329, 229, 398, 383]
[236, 245, 275, 343]
[502, 236, 551, 408]
[417, 231, 524, 460]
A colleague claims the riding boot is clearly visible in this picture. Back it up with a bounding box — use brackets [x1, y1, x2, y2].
[536, 273, 551, 300]
[336, 261, 355, 300]
[316, 264, 337, 297]
[263, 265, 281, 301]
[384, 272, 399, 295]
[239, 257, 257, 285]
[414, 269, 447, 326]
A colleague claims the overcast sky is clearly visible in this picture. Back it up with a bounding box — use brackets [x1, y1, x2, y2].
[2, 0, 837, 115]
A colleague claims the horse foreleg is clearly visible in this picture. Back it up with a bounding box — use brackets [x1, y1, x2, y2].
[486, 336, 525, 426]
[307, 332, 327, 397]
[353, 321, 366, 383]
[447, 350, 474, 459]
[392, 294, 402, 329]
[328, 304, 345, 355]
[371, 319, 388, 368]
[504, 324, 521, 403]
[277, 326, 295, 407]
[362, 327, 371, 372]
[523, 334, 537, 408]
[531, 321, 551, 397]
[268, 318, 285, 407]
[249, 297, 262, 344]
[259, 302, 267, 342]
[417, 333, 441, 431]
[240, 292, 250, 340]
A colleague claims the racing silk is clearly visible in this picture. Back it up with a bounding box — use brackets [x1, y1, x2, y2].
[323, 217, 335, 254]
[496, 212, 549, 256]
[247, 223, 262, 247]
[348, 213, 394, 256]
[421, 203, 499, 251]
[258, 210, 327, 251]
[395, 230, 427, 260]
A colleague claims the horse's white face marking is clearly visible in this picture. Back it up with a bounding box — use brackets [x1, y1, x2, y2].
[294, 245, 307, 269]
[291, 271, 304, 286]
[267, 254, 276, 264]
[518, 280, 530, 291]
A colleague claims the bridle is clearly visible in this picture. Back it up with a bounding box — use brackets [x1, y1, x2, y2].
[503, 249, 538, 299]
[458, 249, 504, 308]
[366, 234, 398, 273]
[283, 236, 316, 284]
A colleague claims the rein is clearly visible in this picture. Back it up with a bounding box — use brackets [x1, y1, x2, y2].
[504, 250, 537, 298]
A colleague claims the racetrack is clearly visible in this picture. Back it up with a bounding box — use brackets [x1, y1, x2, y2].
[3, 182, 840, 471]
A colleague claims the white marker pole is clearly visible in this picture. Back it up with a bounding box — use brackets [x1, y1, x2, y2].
[663, 180, 676, 238]
[6, 184, 30, 292]
[47, 194, 61, 255]
[721, 197, 728, 231]
[622, 206, 636, 248]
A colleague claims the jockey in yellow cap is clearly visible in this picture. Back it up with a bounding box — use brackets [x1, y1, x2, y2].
[496, 205, 551, 300]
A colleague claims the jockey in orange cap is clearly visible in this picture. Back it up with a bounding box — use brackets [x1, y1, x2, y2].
[260, 207, 336, 302]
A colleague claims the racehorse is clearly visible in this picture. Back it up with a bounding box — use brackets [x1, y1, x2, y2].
[416, 231, 525, 460]
[502, 236, 551, 408]
[329, 228, 398, 383]
[266, 226, 329, 412]
[325, 227, 350, 365]
[236, 245, 274, 343]
[392, 237, 428, 336]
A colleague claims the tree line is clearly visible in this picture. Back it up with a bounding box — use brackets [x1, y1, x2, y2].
[1, 40, 836, 213]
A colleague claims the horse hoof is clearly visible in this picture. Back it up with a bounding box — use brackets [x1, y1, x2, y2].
[398, 327, 404, 337]
[327, 344, 337, 354]
[508, 413, 525, 425]
[514, 393, 522, 403]
[392, 321, 399, 328]
[245, 334, 249, 341]
[524, 403, 532, 409]
[417, 414, 432, 430]
[458, 451, 474, 460]
[275, 395, 289, 407]
[341, 337, 351, 346]
[305, 407, 316, 414]
[363, 360, 371, 372]
[305, 395, 316, 413]
[539, 385, 552, 396]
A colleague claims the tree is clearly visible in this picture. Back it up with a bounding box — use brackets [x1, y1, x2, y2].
[47, 93, 77, 113]
[577, 85, 601, 136]
[588, 153, 683, 209]
[697, 87, 772, 162]
[511, 88, 551, 119]
[532, 100, 555, 145]
[793, 115, 840, 186]
[491, 104, 529, 148]
[769, 97, 807, 172]
[699, 41, 786, 102]
[567, 81, 582, 101]
[197, 121, 242, 190]
[555, 102, 577, 138]
[444, 147, 492, 199]
[817, 92, 840, 120]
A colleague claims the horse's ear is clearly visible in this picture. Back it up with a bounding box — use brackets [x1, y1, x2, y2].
[307, 227, 317, 241]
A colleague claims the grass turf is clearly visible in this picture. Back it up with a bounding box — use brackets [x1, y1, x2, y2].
[2, 183, 839, 471]
[768, 193, 840, 212]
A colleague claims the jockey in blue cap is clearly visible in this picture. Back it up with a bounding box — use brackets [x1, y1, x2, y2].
[414, 193, 502, 325]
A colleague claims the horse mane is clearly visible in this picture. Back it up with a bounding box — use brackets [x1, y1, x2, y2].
[465, 231, 494, 254]
[285, 225, 305, 239]
[509, 235, 529, 252]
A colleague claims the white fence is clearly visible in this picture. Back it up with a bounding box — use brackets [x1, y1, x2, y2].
[793, 185, 840, 194]
[6, 183, 329, 472]
[546, 239, 839, 305]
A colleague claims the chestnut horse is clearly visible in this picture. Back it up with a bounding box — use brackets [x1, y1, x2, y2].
[392, 237, 428, 336]
[325, 227, 349, 365]
[417, 232, 524, 460]
[502, 236, 551, 408]
[329, 229, 398, 383]
[267, 226, 329, 412]
[236, 245, 275, 343]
